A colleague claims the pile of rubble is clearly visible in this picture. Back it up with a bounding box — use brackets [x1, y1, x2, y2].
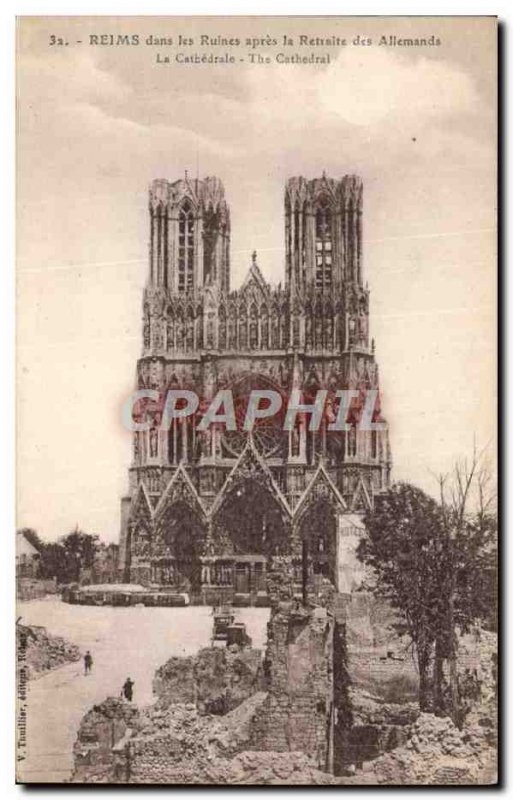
[17, 623, 81, 679]
[127, 693, 266, 783]
[70, 601, 497, 786]
[351, 688, 419, 727]
[201, 751, 339, 785]
[343, 712, 497, 785]
[72, 641, 269, 783]
[72, 693, 340, 785]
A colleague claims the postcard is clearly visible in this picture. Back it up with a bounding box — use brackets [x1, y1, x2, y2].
[16, 16, 497, 785]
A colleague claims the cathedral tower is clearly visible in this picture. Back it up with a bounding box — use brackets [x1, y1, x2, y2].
[148, 175, 230, 294]
[284, 174, 369, 355]
[285, 174, 362, 294]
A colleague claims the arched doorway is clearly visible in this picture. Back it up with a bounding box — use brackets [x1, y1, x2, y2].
[213, 479, 289, 596]
[158, 501, 206, 595]
[216, 479, 288, 556]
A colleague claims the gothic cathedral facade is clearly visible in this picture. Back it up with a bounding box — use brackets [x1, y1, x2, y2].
[118, 173, 392, 604]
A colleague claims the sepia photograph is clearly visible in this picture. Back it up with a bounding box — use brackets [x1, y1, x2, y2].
[15, 15, 497, 785]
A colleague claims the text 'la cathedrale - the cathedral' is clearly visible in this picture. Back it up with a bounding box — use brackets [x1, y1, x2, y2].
[118, 173, 392, 605]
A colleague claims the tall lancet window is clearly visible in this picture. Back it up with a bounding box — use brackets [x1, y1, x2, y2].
[178, 200, 195, 292]
[315, 199, 333, 290]
[294, 205, 300, 284]
[203, 208, 218, 285]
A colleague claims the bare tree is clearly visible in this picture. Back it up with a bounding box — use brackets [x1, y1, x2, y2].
[433, 446, 497, 724]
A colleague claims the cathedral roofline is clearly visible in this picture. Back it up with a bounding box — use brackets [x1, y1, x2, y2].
[240, 251, 271, 297]
[149, 175, 229, 213]
[285, 173, 363, 209]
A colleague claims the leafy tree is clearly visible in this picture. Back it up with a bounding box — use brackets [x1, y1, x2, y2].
[358, 455, 497, 725]
[59, 528, 100, 583]
[38, 541, 66, 580]
[35, 528, 100, 584]
[17, 525, 106, 585]
[358, 483, 443, 710]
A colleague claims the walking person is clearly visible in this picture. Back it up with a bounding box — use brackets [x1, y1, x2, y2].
[122, 677, 134, 702]
[84, 650, 93, 675]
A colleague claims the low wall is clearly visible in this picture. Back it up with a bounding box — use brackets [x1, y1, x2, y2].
[17, 577, 57, 601]
[63, 587, 189, 607]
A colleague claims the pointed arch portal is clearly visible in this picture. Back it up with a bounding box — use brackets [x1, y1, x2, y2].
[215, 478, 288, 558]
[211, 472, 290, 597]
[155, 501, 206, 594]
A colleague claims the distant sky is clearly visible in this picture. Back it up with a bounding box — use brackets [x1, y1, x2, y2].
[16, 16, 497, 541]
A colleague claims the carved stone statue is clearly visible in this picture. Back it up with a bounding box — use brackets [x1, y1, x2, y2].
[149, 427, 158, 458]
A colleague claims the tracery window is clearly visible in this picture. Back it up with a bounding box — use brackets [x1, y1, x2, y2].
[166, 307, 174, 351]
[175, 311, 184, 350]
[294, 205, 300, 284]
[186, 309, 194, 350]
[203, 208, 218, 285]
[260, 307, 269, 348]
[206, 317, 214, 349]
[293, 315, 300, 346]
[249, 304, 258, 349]
[218, 306, 226, 350]
[228, 314, 237, 349]
[315, 198, 333, 290]
[178, 200, 195, 292]
[272, 313, 281, 349]
[239, 309, 247, 349]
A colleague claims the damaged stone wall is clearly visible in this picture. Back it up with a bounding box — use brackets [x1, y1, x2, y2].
[248, 557, 336, 769]
[70, 592, 496, 785]
[251, 604, 333, 769]
[72, 698, 141, 783]
[71, 550, 497, 785]
[72, 693, 341, 785]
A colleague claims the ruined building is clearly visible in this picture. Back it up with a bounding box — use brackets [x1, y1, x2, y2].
[118, 174, 392, 602]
